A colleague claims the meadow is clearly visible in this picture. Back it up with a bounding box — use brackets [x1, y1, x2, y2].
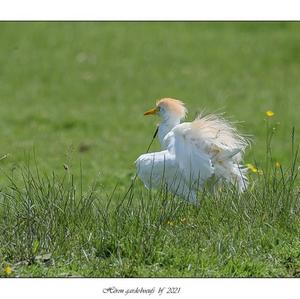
[0, 22, 300, 277]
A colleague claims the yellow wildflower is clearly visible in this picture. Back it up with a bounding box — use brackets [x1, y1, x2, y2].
[275, 161, 281, 168]
[4, 266, 12, 275]
[167, 220, 174, 226]
[251, 167, 258, 173]
[266, 110, 275, 117]
[246, 163, 258, 173]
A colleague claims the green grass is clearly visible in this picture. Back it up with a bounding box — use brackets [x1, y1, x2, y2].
[0, 22, 300, 277]
[1, 148, 300, 278]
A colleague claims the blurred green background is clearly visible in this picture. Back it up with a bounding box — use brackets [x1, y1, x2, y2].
[0, 22, 299, 189]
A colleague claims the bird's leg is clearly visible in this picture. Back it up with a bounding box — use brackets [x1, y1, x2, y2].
[186, 191, 200, 207]
[179, 184, 199, 206]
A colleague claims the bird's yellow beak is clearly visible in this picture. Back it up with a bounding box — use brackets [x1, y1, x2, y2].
[144, 107, 159, 116]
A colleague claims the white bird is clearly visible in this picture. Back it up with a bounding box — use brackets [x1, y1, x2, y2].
[135, 98, 249, 205]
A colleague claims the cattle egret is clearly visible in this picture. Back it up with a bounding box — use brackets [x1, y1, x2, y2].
[136, 98, 249, 204]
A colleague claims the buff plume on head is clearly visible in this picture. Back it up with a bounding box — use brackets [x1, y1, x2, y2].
[144, 98, 188, 121]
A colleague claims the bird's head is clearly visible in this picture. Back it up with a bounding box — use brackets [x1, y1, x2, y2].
[144, 98, 187, 122]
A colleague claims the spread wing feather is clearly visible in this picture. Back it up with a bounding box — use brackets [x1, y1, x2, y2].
[172, 124, 214, 187]
[171, 113, 249, 191]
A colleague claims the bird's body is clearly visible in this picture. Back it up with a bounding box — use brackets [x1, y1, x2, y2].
[136, 98, 248, 204]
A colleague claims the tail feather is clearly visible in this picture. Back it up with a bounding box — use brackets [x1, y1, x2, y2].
[214, 161, 248, 192]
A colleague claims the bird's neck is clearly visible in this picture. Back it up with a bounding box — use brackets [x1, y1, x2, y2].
[158, 118, 180, 149]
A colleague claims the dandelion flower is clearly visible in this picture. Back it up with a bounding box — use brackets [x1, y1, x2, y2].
[266, 110, 275, 117]
[246, 163, 258, 173]
[4, 266, 12, 275]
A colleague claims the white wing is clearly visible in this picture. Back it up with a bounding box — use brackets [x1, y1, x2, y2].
[135, 150, 198, 203]
[136, 150, 175, 189]
[172, 114, 248, 192]
[171, 123, 214, 189]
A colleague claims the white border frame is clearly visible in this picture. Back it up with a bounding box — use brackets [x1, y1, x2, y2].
[0, 0, 300, 20]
